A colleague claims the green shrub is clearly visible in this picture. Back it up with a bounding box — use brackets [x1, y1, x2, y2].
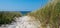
[0, 11, 22, 25]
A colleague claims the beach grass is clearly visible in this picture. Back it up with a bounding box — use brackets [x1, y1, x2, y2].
[0, 11, 22, 26]
[28, 0, 60, 28]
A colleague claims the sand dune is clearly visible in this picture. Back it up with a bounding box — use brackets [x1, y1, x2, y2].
[0, 16, 41, 28]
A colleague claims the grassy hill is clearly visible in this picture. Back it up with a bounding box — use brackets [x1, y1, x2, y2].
[28, 0, 60, 28]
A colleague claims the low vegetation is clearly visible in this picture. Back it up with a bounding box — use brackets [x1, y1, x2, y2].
[0, 11, 22, 26]
[28, 0, 60, 28]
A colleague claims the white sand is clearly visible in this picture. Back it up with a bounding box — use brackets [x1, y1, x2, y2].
[15, 16, 41, 28]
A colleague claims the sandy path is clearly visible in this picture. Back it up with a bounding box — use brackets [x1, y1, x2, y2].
[16, 16, 41, 28]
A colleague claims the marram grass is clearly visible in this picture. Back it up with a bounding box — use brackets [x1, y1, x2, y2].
[28, 0, 60, 28]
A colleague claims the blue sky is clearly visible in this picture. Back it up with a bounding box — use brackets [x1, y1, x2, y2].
[0, 0, 48, 11]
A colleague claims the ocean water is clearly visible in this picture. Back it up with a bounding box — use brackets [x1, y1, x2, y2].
[20, 11, 31, 15]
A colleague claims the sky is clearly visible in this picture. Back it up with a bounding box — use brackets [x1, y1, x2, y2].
[0, 0, 49, 11]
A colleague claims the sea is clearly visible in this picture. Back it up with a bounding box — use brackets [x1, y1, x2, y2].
[20, 11, 31, 15]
